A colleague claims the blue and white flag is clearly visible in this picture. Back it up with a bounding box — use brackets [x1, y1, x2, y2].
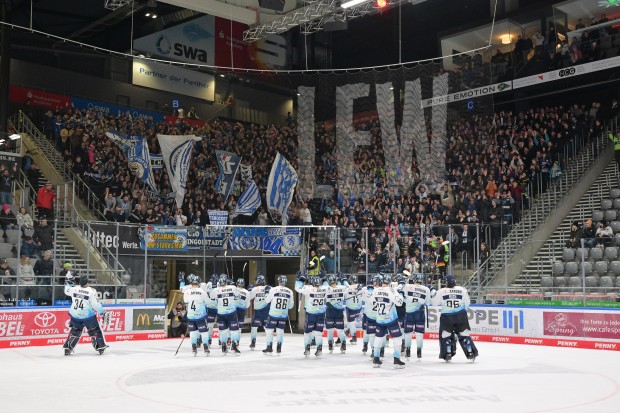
[215, 150, 241, 202]
[105, 129, 137, 156]
[267, 152, 298, 225]
[235, 181, 261, 216]
[157, 134, 201, 208]
[127, 137, 157, 191]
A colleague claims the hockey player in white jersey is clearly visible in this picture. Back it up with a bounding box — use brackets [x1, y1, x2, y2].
[63, 274, 108, 355]
[295, 272, 327, 357]
[263, 275, 294, 354]
[183, 274, 211, 356]
[324, 274, 348, 354]
[344, 274, 362, 345]
[235, 278, 251, 329]
[359, 275, 381, 355]
[402, 273, 432, 359]
[211, 274, 241, 354]
[248, 275, 270, 350]
[432, 275, 479, 362]
[370, 274, 405, 368]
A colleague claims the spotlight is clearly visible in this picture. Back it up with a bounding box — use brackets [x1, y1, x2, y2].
[377, 0, 387, 7]
[145, 12, 150, 17]
[152, 14, 157, 18]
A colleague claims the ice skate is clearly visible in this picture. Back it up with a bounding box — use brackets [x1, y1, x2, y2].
[417, 348, 422, 360]
[304, 345, 311, 357]
[192, 344, 198, 356]
[372, 357, 382, 368]
[362, 342, 368, 354]
[340, 342, 346, 354]
[263, 344, 273, 355]
[350, 336, 357, 345]
[276, 343, 282, 354]
[315, 345, 322, 358]
[393, 357, 406, 369]
[231, 342, 241, 355]
[221, 343, 228, 355]
[405, 347, 411, 359]
[249, 338, 256, 350]
[328, 341, 334, 354]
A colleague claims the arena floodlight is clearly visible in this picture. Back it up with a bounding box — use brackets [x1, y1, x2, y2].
[9, 134, 21, 140]
[341, 0, 371, 8]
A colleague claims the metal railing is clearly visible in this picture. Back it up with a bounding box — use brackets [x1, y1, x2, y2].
[10, 111, 107, 221]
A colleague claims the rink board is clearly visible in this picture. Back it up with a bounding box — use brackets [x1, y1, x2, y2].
[0, 305, 166, 348]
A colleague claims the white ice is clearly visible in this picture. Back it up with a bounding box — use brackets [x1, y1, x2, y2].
[2, 334, 620, 413]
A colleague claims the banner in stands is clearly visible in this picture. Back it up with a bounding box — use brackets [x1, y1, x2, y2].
[0, 306, 166, 348]
[421, 305, 620, 351]
[231, 227, 302, 256]
[132, 59, 215, 101]
[71, 97, 164, 122]
[208, 210, 229, 226]
[0, 151, 21, 179]
[141, 226, 188, 252]
[8, 85, 73, 110]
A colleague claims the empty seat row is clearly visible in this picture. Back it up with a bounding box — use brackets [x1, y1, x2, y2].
[553, 260, 620, 275]
[563, 247, 619, 261]
[591, 210, 620, 223]
[541, 275, 620, 288]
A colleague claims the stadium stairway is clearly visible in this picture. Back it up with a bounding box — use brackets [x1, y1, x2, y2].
[466, 128, 613, 299]
[514, 160, 620, 290]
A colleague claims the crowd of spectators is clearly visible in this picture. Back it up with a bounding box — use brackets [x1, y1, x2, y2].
[28, 92, 616, 280]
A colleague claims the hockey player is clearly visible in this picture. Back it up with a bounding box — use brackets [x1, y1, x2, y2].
[211, 274, 241, 354]
[295, 272, 327, 357]
[402, 273, 432, 359]
[432, 275, 479, 362]
[235, 278, 250, 329]
[63, 274, 108, 356]
[344, 274, 363, 345]
[248, 275, 270, 350]
[183, 274, 211, 356]
[263, 275, 294, 354]
[370, 274, 405, 368]
[324, 274, 348, 354]
[360, 274, 381, 355]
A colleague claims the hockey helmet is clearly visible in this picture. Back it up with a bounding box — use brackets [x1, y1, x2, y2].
[277, 275, 288, 286]
[236, 278, 245, 288]
[255, 275, 266, 286]
[445, 275, 456, 288]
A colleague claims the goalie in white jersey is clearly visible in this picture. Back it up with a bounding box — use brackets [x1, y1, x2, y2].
[63, 274, 108, 356]
[262, 275, 294, 354]
[183, 274, 211, 356]
[432, 275, 479, 362]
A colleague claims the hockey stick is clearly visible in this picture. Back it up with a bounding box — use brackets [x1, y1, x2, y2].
[229, 251, 235, 279]
[173, 333, 187, 356]
[224, 250, 229, 277]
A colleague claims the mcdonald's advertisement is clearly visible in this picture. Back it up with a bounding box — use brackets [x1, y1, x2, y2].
[132, 308, 167, 331]
[0, 305, 166, 348]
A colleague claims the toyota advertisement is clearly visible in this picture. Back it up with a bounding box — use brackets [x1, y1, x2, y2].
[0, 306, 166, 348]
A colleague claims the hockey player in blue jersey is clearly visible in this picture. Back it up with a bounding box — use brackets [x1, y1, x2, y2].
[183, 274, 211, 356]
[235, 278, 250, 329]
[370, 274, 405, 368]
[401, 273, 432, 359]
[344, 274, 362, 345]
[248, 274, 270, 350]
[432, 275, 478, 362]
[63, 274, 108, 355]
[324, 274, 348, 353]
[211, 274, 241, 354]
[295, 272, 327, 357]
[359, 275, 381, 355]
[263, 275, 294, 354]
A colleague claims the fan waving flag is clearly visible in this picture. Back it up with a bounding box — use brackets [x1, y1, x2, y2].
[105, 129, 156, 191]
[157, 134, 201, 208]
[267, 152, 298, 225]
[215, 150, 241, 202]
[235, 181, 261, 216]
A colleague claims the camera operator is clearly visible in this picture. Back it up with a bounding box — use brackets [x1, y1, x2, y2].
[168, 301, 188, 337]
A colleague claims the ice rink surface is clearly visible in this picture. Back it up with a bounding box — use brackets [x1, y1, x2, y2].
[2, 334, 620, 413]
